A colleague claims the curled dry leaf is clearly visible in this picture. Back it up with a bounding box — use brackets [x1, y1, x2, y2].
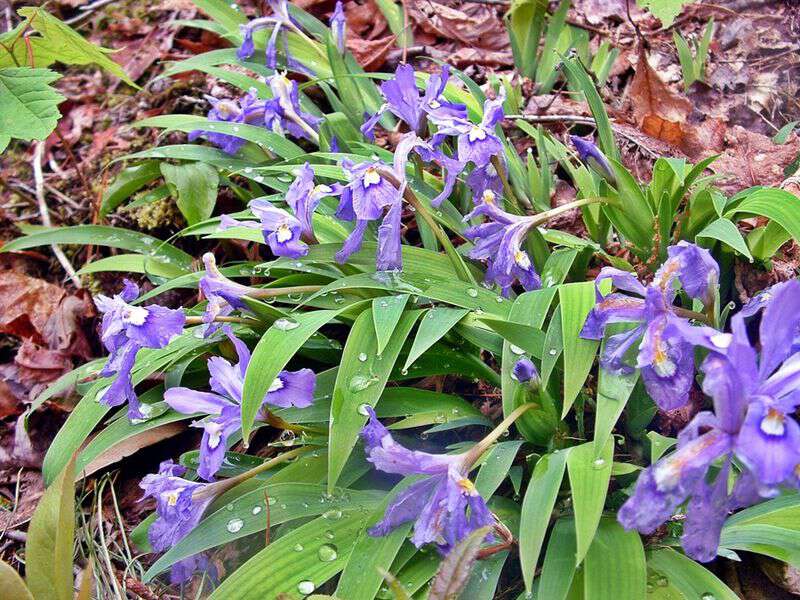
[347, 35, 397, 71]
[629, 45, 692, 146]
[407, 0, 508, 51]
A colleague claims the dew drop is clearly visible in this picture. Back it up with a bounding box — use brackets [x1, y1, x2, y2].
[510, 344, 525, 355]
[274, 318, 299, 331]
[293, 543, 304, 552]
[348, 375, 374, 393]
[225, 503, 234, 511]
[592, 458, 606, 470]
[297, 580, 315, 595]
[357, 403, 371, 416]
[656, 575, 668, 587]
[700, 595, 716, 600]
[226, 518, 244, 533]
[324, 529, 335, 539]
[358, 352, 368, 362]
[322, 509, 342, 520]
[466, 288, 479, 298]
[252, 505, 262, 515]
[267, 496, 277, 506]
[317, 543, 338, 562]
[495, 296, 504, 303]
[548, 348, 558, 356]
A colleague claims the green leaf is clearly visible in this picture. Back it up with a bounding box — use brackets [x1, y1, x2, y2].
[559, 281, 604, 417]
[538, 517, 578, 600]
[0, 561, 33, 600]
[0, 67, 63, 142]
[241, 308, 354, 440]
[725, 188, 800, 248]
[461, 550, 508, 599]
[160, 161, 219, 225]
[335, 481, 414, 600]
[636, 0, 689, 27]
[403, 307, 469, 370]
[773, 120, 799, 144]
[208, 512, 368, 599]
[696, 218, 753, 261]
[519, 451, 568, 592]
[583, 517, 646, 599]
[18, 7, 137, 87]
[594, 332, 639, 454]
[374, 0, 413, 48]
[1, 224, 193, 270]
[26, 455, 76, 600]
[372, 294, 410, 355]
[567, 439, 613, 565]
[506, 0, 547, 78]
[328, 310, 421, 491]
[191, 0, 247, 31]
[100, 161, 162, 217]
[325, 36, 365, 126]
[474, 440, 524, 499]
[0, 134, 9, 152]
[429, 526, 493, 600]
[145, 482, 382, 579]
[646, 548, 738, 600]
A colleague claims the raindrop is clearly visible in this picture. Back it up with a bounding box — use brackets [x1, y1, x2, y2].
[358, 352, 368, 362]
[379, 300, 388, 308]
[466, 288, 479, 298]
[434, 412, 446, 423]
[225, 503, 234, 511]
[656, 576, 668, 587]
[267, 497, 276, 506]
[322, 509, 342, 520]
[293, 543, 304, 552]
[495, 296, 504, 303]
[297, 580, 315, 595]
[254, 175, 264, 183]
[510, 344, 525, 355]
[252, 506, 262, 515]
[548, 348, 558, 356]
[274, 318, 299, 331]
[348, 375, 374, 393]
[226, 518, 244, 533]
[357, 403, 371, 416]
[318, 543, 338, 562]
[244, 167, 253, 174]
[700, 595, 716, 600]
[324, 529, 335, 539]
[592, 458, 606, 470]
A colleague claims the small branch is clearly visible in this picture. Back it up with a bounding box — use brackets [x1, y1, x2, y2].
[32, 142, 82, 289]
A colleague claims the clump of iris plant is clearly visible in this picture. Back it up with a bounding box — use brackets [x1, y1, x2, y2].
[619, 279, 800, 562]
[165, 327, 315, 480]
[360, 402, 535, 552]
[580, 242, 719, 411]
[94, 280, 185, 420]
[237, 0, 311, 73]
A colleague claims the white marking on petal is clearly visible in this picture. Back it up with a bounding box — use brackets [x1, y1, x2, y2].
[164, 488, 184, 506]
[760, 408, 786, 436]
[468, 126, 487, 142]
[711, 333, 732, 349]
[482, 190, 496, 204]
[269, 377, 284, 393]
[363, 167, 381, 188]
[206, 422, 224, 449]
[514, 250, 531, 269]
[276, 223, 293, 243]
[124, 305, 149, 326]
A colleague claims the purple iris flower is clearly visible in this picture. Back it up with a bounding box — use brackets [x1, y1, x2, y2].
[428, 88, 506, 168]
[513, 358, 539, 383]
[335, 157, 404, 270]
[189, 89, 265, 155]
[619, 279, 800, 562]
[330, 1, 346, 54]
[220, 199, 308, 258]
[580, 242, 720, 411]
[165, 327, 315, 481]
[285, 162, 342, 238]
[140, 460, 215, 584]
[198, 252, 253, 336]
[360, 406, 493, 552]
[361, 64, 467, 141]
[237, 0, 307, 72]
[94, 280, 185, 420]
[263, 74, 322, 141]
[570, 135, 615, 181]
[466, 162, 504, 205]
[463, 197, 541, 296]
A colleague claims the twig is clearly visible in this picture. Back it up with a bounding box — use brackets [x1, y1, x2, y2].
[32, 142, 82, 289]
[64, 0, 119, 26]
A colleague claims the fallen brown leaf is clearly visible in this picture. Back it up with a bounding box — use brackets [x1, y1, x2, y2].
[347, 35, 396, 71]
[0, 271, 65, 342]
[629, 45, 692, 146]
[408, 0, 508, 51]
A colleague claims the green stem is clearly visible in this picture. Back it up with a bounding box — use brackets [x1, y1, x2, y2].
[249, 285, 323, 299]
[185, 315, 260, 326]
[673, 306, 712, 325]
[463, 402, 538, 467]
[529, 196, 606, 227]
[491, 155, 531, 213]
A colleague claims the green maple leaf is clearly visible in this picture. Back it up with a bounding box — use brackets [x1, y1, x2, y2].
[0, 67, 64, 142]
[637, 0, 691, 27]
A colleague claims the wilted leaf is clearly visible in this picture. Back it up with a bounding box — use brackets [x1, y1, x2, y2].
[429, 526, 492, 600]
[629, 45, 692, 146]
[0, 271, 65, 342]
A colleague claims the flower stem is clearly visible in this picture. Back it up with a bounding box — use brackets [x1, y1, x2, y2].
[491, 155, 531, 213]
[248, 285, 323, 298]
[184, 315, 260, 326]
[464, 402, 538, 466]
[529, 196, 606, 227]
[673, 306, 712, 325]
[197, 446, 312, 500]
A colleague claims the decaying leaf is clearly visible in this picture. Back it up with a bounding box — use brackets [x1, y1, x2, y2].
[347, 35, 397, 71]
[629, 45, 692, 145]
[428, 526, 493, 600]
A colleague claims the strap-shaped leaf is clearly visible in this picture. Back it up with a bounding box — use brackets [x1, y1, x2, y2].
[567, 439, 613, 565]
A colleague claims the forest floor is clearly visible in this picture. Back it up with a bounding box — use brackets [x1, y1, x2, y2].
[1, 0, 799, 596]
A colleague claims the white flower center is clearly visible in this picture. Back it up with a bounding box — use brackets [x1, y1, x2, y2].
[652, 339, 676, 377]
[710, 333, 732, 349]
[276, 223, 293, 243]
[206, 421, 224, 449]
[123, 305, 149, 326]
[428, 100, 441, 109]
[482, 190, 496, 204]
[515, 250, 531, 269]
[468, 126, 487, 142]
[269, 377, 284, 393]
[760, 408, 786, 436]
[164, 488, 184, 506]
[363, 167, 381, 188]
[314, 184, 332, 196]
[653, 461, 680, 491]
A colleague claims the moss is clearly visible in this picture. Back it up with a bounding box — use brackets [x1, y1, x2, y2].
[129, 197, 184, 230]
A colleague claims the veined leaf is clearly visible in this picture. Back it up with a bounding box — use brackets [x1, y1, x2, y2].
[519, 450, 568, 592]
[161, 161, 220, 225]
[538, 517, 578, 600]
[583, 517, 646, 599]
[646, 548, 738, 600]
[0, 67, 63, 142]
[328, 309, 421, 491]
[372, 294, 410, 355]
[403, 307, 469, 370]
[100, 161, 162, 217]
[697, 218, 753, 260]
[26, 455, 76, 600]
[725, 188, 800, 248]
[567, 439, 613, 565]
[594, 330, 639, 454]
[474, 440, 524, 499]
